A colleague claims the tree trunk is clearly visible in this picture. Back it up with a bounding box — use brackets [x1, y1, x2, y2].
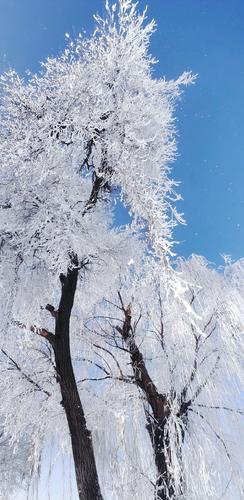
[53, 259, 103, 500]
[147, 418, 182, 500]
[117, 299, 185, 500]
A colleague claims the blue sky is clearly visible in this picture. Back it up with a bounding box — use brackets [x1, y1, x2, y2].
[1, 0, 243, 265]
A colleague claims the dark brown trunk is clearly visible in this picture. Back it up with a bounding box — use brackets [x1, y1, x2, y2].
[53, 259, 103, 500]
[117, 299, 184, 500]
[147, 418, 182, 500]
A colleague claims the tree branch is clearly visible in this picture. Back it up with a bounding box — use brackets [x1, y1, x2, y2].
[92, 343, 125, 380]
[116, 292, 169, 422]
[193, 403, 244, 416]
[181, 329, 200, 402]
[12, 319, 56, 347]
[30, 325, 56, 347]
[190, 355, 220, 404]
[0, 349, 50, 397]
[77, 375, 134, 385]
[45, 304, 58, 318]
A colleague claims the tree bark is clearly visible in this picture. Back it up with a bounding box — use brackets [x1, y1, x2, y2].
[52, 258, 103, 500]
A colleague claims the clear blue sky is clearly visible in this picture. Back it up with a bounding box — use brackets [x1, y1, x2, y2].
[1, 0, 243, 264]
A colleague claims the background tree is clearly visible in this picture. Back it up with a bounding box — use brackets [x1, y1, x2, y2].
[87, 255, 243, 499]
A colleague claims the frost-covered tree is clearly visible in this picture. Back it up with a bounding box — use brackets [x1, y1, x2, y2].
[88, 255, 243, 499]
[0, 1, 192, 499]
[1, 1, 243, 500]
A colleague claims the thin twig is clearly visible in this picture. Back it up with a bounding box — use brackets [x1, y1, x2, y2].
[193, 403, 244, 416]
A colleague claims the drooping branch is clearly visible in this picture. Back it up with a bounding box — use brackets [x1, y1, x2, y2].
[92, 342, 125, 381]
[190, 355, 220, 405]
[193, 403, 244, 416]
[175, 352, 220, 421]
[79, 357, 111, 376]
[0, 349, 50, 397]
[181, 327, 200, 402]
[189, 409, 231, 461]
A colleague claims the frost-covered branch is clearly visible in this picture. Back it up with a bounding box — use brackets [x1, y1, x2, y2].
[0, 349, 50, 397]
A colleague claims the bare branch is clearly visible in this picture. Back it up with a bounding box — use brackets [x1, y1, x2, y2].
[201, 319, 217, 346]
[104, 298, 123, 311]
[80, 357, 110, 376]
[78, 375, 134, 385]
[78, 376, 112, 383]
[0, 349, 50, 397]
[193, 403, 244, 416]
[181, 329, 200, 401]
[93, 343, 125, 380]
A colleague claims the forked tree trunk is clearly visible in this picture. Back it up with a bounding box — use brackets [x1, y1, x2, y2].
[117, 298, 186, 500]
[50, 259, 103, 500]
